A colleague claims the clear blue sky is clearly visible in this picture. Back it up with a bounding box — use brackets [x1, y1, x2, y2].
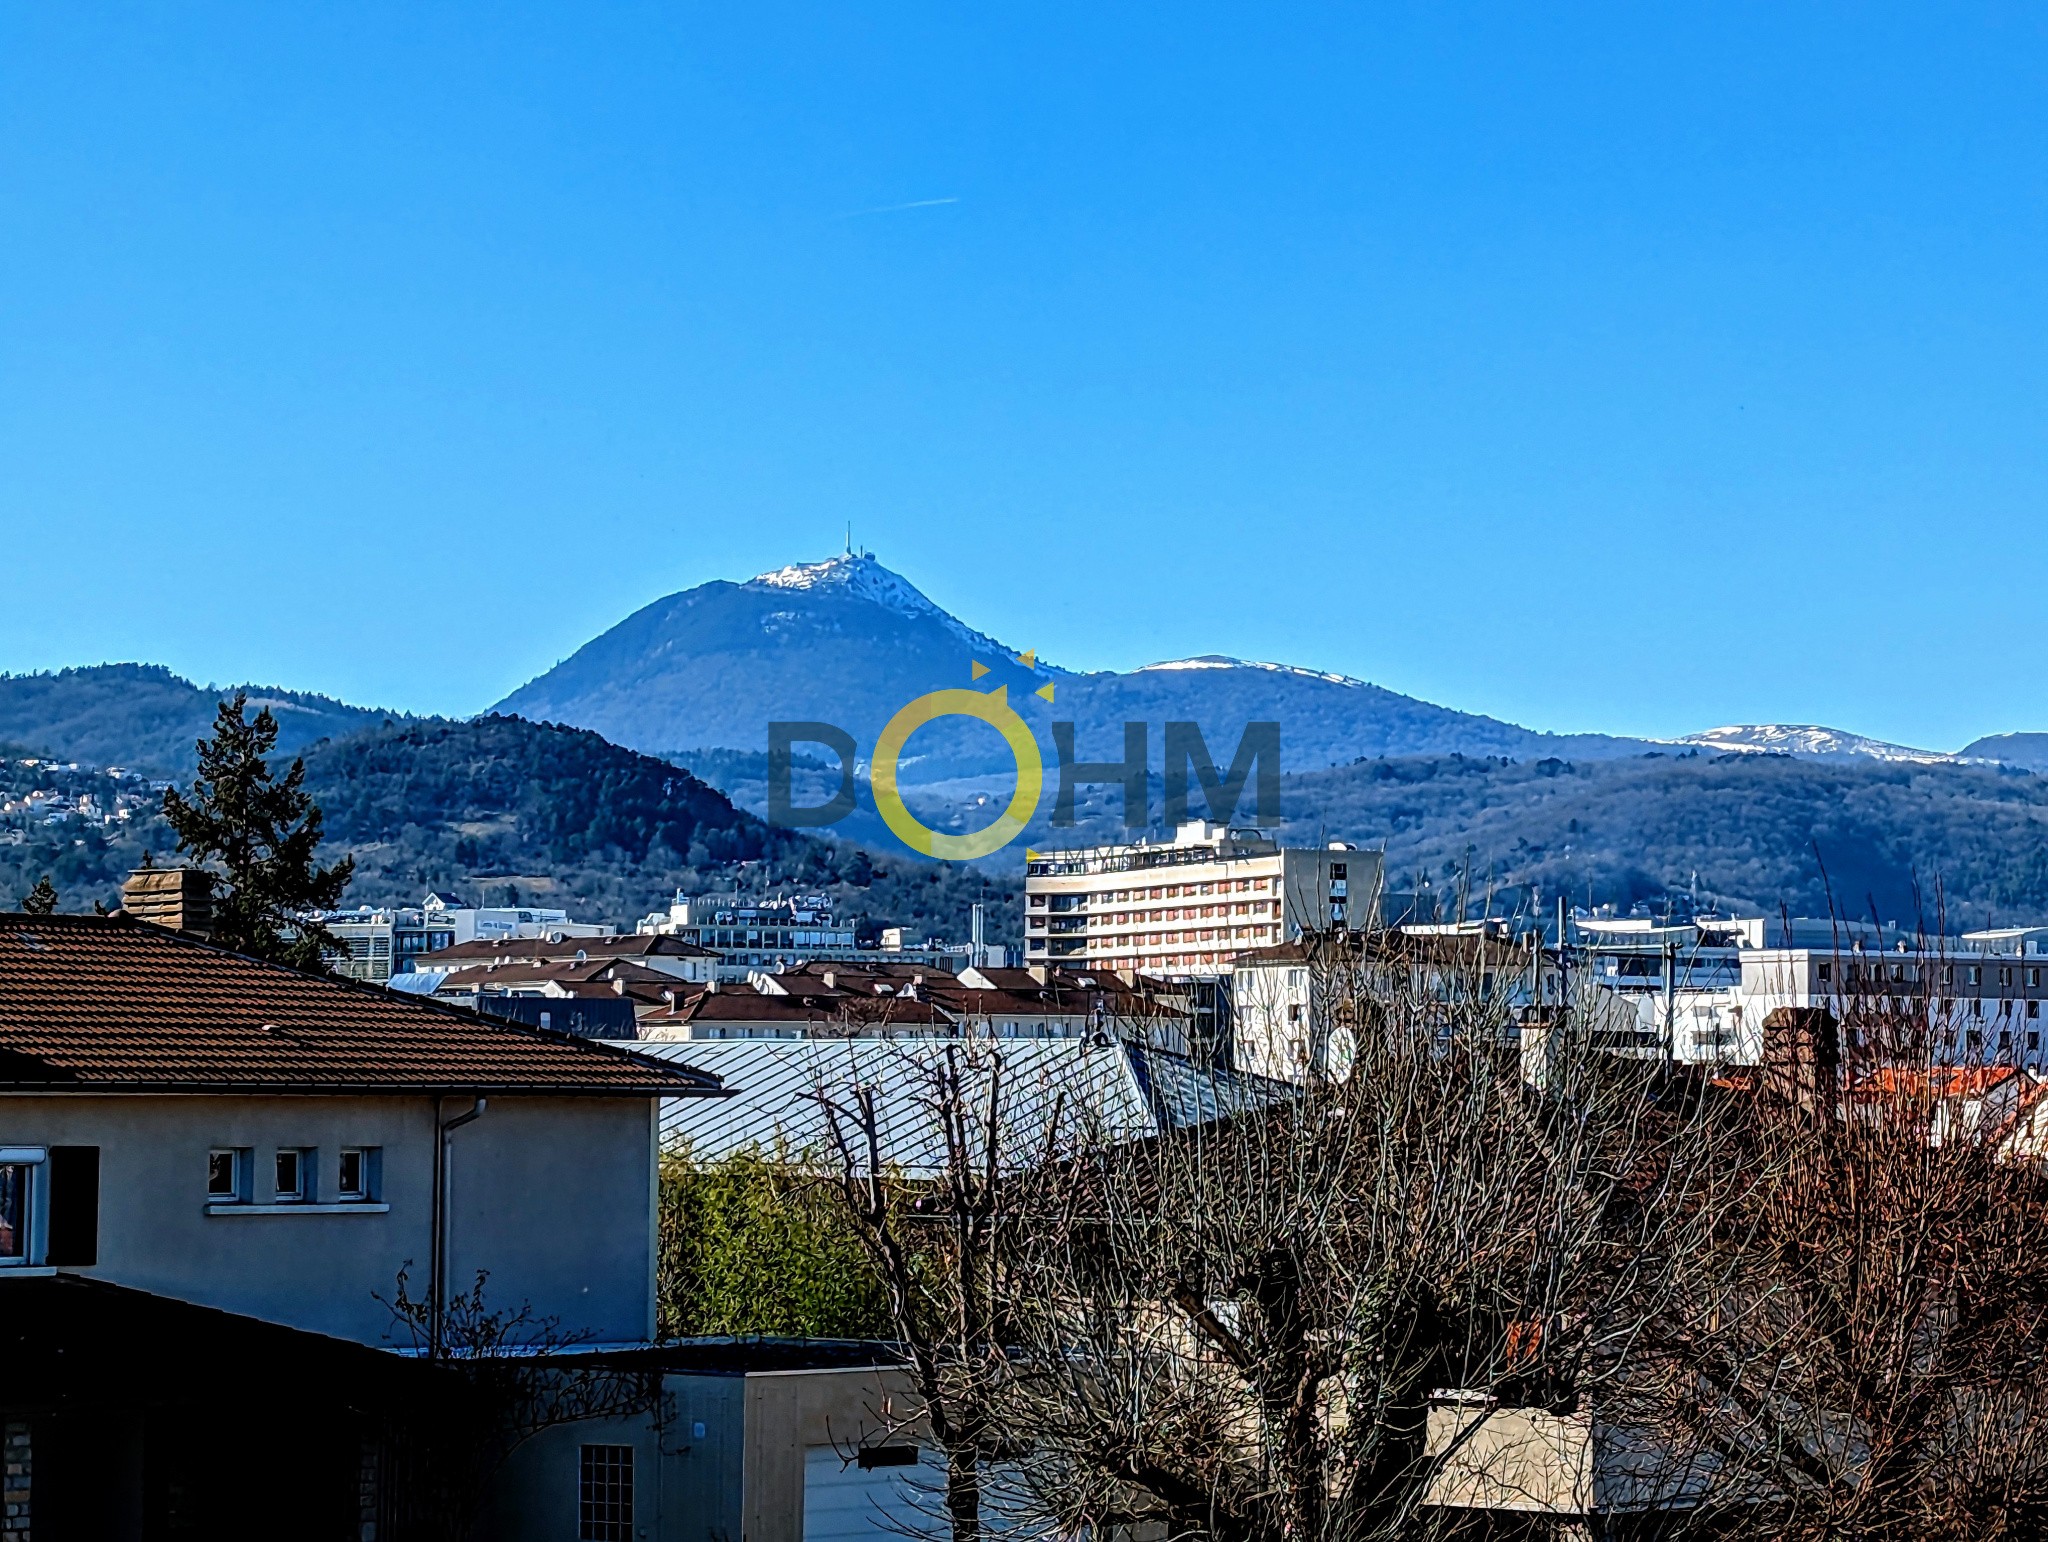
[3, 4, 2044, 749]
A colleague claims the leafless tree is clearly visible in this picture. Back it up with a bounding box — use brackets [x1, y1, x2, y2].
[814, 1038, 1024, 1542]
[1657, 962, 2048, 1540]
[984, 942, 1753, 1542]
[379, 1266, 661, 1541]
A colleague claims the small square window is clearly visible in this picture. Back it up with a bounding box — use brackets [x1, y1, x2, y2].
[208, 1149, 239, 1198]
[274, 1148, 308, 1202]
[579, 1445, 634, 1542]
[338, 1147, 380, 1202]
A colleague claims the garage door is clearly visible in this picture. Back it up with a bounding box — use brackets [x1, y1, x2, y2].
[803, 1445, 947, 1542]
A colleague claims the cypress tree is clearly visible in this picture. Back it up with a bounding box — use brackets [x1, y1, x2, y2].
[161, 693, 355, 970]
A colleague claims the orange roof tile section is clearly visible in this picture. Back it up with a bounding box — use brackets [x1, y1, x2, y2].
[0, 914, 716, 1096]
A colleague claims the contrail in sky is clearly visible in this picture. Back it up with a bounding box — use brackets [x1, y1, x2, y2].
[839, 196, 961, 219]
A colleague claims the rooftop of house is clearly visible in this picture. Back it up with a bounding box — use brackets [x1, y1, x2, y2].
[0, 913, 720, 1096]
[629, 1035, 1289, 1176]
[640, 987, 951, 1030]
[548, 1337, 912, 1377]
[430, 957, 691, 1006]
[1231, 927, 1540, 970]
[419, 934, 721, 965]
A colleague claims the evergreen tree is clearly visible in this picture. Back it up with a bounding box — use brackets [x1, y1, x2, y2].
[161, 693, 355, 970]
[19, 875, 56, 915]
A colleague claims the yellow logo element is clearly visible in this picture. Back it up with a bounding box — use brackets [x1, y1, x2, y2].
[870, 684, 1044, 860]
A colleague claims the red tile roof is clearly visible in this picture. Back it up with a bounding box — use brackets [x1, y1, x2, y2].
[432, 958, 688, 1007]
[0, 914, 718, 1096]
[641, 989, 949, 1029]
[420, 934, 720, 965]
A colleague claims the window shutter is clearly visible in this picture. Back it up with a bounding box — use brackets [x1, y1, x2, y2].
[47, 1145, 100, 1266]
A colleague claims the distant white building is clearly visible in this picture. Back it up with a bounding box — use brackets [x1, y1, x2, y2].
[1634, 925, 2048, 1067]
[1024, 821, 1376, 979]
[317, 891, 614, 983]
[637, 889, 961, 973]
[1230, 922, 1555, 1082]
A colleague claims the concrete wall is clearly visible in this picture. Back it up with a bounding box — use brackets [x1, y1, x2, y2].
[0, 1093, 657, 1346]
[741, 1367, 915, 1542]
[494, 1366, 918, 1542]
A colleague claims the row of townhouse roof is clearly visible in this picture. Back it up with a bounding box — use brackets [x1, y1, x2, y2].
[314, 885, 1012, 984]
[392, 935, 1202, 1056]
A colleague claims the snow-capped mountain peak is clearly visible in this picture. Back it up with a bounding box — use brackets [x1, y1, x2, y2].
[1673, 724, 1961, 764]
[1137, 654, 1371, 688]
[745, 552, 1057, 673]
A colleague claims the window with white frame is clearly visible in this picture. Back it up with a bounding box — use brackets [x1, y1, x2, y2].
[0, 1151, 35, 1262]
[579, 1445, 634, 1542]
[337, 1147, 381, 1202]
[208, 1147, 249, 1202]
[273, 1147, 312, 1202]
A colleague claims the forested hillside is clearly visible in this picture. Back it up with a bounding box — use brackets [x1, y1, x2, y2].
[0, 715, 1012, 943]
[0, 664, 400, 774]
[1283, 751, 2048, 931]
[10, 694, 2048, 943]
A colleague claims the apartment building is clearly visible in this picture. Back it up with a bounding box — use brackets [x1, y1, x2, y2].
[1023, 820, 1378, 978]
[636, 890, 959, 972]
[1654, 925, 2048, 1066]
[317, 891, 615, 983]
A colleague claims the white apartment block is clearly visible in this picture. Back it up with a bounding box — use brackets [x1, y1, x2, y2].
[1023, 821, 1378, 978]
[1654, 926, 2048, 1067]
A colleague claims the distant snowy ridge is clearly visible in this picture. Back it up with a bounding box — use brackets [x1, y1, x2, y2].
[1670, 724, 1966, 765]
[747, 553, 1059, 674]
[1137, 654, 1373, 688]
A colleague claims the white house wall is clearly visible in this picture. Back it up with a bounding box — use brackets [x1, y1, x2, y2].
[0, 1092, 657, 1347]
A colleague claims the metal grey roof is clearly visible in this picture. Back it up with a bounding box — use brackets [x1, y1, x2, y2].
[616, 1037, 1288, 1177]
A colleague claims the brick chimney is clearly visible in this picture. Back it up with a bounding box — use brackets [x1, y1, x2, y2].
[121, 867, 214, 938]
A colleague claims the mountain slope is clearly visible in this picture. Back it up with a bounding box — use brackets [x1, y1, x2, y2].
[495, 555, 1058, 775]
[0, 714, 1011, 942]
[1673, 724, 1961, 764]
[1959, 733, 2048, 773]
[496, 553, 1653, 776]
[0, 664, 401, 774]
[303, 715, 1012, 940]
[1278, 751, 2048, 932]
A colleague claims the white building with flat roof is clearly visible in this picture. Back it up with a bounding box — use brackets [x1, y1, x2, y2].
[1023, 821, 1378, 979]
[1643, 931, 2048, 1067]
